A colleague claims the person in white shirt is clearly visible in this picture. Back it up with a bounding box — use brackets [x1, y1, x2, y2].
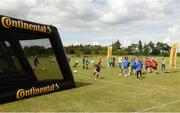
[118, 57, 124, 76]
[161, 58, 166, 71]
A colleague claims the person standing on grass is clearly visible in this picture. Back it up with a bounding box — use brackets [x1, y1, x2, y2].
[109, 58, 112, 67]
[136, 59, 143, 79]
[85, 58, 89, 69]
[112, 57, 116, 67]
[122, 57, 130, 77]
[67, 55, 71, 63]
[33, 55, 39, 70]
[92, 63, 101, 80]
[161, 58, 166, 71]
[108, 58, 112, 67]
[150, 59, 158, 75]
[145, 57, 151, 73]
[82, 57, 86, 69]
[73, 60, 79, 68]
[118, 57, 123, 76]
[129, 58, 136, 75]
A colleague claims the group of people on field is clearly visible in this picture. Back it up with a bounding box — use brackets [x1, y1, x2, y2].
[33, 54, 167, 81]
[107, 57, 116, 67]
[33, 55, 58, 71]
[118, 57, 143, 79]
[144, 57, 166, 73]
[72, 56, 102, 80]
[118, 56, 166, 79]
[70, 55, 168, 80]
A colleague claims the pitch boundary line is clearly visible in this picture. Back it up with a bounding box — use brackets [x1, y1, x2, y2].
[137, 99, 180, 112]
[76, 75, 180, 112]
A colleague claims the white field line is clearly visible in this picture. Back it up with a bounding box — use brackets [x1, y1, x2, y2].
[96, 74, 180, 112]
[75, 70, 180, 112]
[138, 100, 180, 112]
[97, 77, 180, 112]
[76, 75, 180, 112]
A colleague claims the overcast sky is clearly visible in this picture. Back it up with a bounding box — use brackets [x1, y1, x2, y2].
[0, 0, 180, 47]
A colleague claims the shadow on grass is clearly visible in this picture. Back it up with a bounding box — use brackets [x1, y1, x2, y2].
[163, 70, 180, 74]
[161, 68, 180, 73]
[142, 76, 146, 79]
[75, 81, 92, 88]
[170, 70, 180, 73]
[136, 76, 146, 80]
[99, 76, 105, 79]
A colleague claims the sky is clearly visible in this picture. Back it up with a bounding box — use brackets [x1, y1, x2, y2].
[0, 0, 180, 47]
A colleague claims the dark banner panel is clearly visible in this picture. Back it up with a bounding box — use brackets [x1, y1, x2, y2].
[0, 15, 75, 104]
[0, 15, 52, 35]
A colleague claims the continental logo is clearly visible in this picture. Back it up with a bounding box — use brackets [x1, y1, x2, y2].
[1, 16, 52, 33]
[16, 83, 60, 99]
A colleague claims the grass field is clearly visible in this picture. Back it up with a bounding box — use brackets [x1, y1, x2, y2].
[0, 56, 180, 112]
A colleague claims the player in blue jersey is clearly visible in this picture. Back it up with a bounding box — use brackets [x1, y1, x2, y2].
[136, 59, 143, 79]
[129, 58, 136, 75]
[122, 57, 130, 77]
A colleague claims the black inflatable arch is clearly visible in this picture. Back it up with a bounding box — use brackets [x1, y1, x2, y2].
[0, 15, 75, 103]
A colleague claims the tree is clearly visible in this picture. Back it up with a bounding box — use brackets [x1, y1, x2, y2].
[156, 42, 170, 56]
[138, 40, 143, 54]
[94, 45, 101, 54]
[112, 40, 122, 49]
[147, 41, 154, 54]
[69, 47, 75, 54]
[143, 43, 151, 55]
[23, 46, 46, 56]
[112, 40, 122, 55]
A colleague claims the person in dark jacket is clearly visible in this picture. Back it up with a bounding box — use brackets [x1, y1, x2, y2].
[136, 59, 143, 79]
[33, 55, 39, 70]
[92, 64, 101, 80]
[82, 57, 85, 69]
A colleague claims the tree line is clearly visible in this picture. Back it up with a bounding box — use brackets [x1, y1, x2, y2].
[23, 46, 54, 57]
[65, 40, 171, 56]
[23, 40, 175, 57]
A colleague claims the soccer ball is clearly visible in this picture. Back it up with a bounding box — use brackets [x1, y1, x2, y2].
[73, 70, 77, 73]
[119, 73, 122, 76]
[42, 67, 47, 71]
[91, 60, 94, 64]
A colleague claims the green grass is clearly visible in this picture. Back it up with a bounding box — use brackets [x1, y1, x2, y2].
[0, 56, 180, 112]
[27, 57, 63, 81]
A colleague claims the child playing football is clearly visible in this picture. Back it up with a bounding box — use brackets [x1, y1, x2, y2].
[92, 63, 101, 80]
